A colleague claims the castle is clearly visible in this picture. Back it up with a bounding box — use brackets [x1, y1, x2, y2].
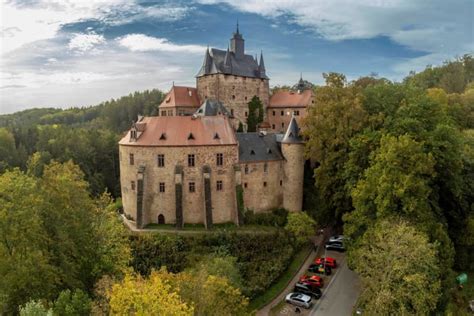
[119, 25, 314, 228]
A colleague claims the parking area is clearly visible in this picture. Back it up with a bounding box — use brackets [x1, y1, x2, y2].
[270, 249, 359, 316]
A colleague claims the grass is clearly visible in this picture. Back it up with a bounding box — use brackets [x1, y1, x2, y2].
[248, 245, 312, 311]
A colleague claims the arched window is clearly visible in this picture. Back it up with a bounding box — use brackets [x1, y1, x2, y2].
[158, 214, 165, 224]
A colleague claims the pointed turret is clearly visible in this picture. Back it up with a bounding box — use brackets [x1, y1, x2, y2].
[196, 46, 216, 77]
[258, 51, 266, 78]
[281, 116, 302, 143]
[224, 45, 232, 70]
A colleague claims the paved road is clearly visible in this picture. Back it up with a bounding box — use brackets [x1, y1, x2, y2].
[310, 253, 360, 316]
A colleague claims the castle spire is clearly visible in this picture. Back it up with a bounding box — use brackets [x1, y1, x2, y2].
[236, 20, 240, 34]
[258, 50, 266, 77]
[224, 45, 231, 69]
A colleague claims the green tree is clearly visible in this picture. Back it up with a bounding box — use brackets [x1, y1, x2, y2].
[352, 219, 441, 315]
[246, 96, 264, 132]
[302, 74, 368, 223]
[0, 128, 18, 172]
[19, 300, 52, 316]
[284, 212, 316, 247]
[53, 289, 91, 316]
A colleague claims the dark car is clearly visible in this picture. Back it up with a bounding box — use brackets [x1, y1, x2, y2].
[294, 282, 322, 299]
[308, 263, 332, 276]
[325, 241, 345, 252]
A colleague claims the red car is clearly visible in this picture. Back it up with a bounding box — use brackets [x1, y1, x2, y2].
[299, 275, 324, 288]
[314, 257, 337, 269]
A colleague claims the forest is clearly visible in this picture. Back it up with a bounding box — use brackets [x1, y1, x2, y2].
[0, 55, 473, 315]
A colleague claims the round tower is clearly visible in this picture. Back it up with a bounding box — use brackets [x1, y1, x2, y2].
[281, 116, 305, 212]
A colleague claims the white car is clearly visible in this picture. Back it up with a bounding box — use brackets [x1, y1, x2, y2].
[328, 235, 345, 243]
[285, 292, 312, 309]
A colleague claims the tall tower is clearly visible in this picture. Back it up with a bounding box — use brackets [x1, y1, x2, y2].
[230, 22, 244, 58]
[281, 116, 305, 212]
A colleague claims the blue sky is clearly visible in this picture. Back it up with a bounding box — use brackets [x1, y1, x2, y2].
[0, 0, 472, 114]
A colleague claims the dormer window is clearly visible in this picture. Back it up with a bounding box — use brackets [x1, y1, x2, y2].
[250, 150, 255, 155]
[267, 148, 272, 154]
[214, 133, 220, 140]
[188, 90, 192, 97]
[159, 133, 166, 140]
[188, 133, 195, 140]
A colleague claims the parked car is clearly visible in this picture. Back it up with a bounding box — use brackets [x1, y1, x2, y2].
[314, 257, 337, 268]
[294, 282, 322, 299]
[308, 263, 332, 275]
[299, 275, 324, 288]
[325, 241, 346, 252]
[328, 235, 345, 243]
[285, 292, 313, 309]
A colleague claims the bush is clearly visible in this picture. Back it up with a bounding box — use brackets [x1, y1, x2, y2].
[243, 208, 289, 227]
[53, 289, 92, 316]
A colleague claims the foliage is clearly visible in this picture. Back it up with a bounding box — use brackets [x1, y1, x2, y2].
[191, 254, 243, 289]
[284, 212, 316, 246]
[242, 208, 288, 227]
[109, 271, 193, 316]
[0, 162, 130, 313]
[352, 219, 441, 315]
[246, 96, 264, 132]
[53, 289, 91, 316]
[302, 72, 368, 223]
[19, 300, 52, 316]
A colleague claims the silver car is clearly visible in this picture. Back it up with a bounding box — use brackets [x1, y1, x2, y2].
[285, 292, 312, 309]
[328, 235, 345, 243]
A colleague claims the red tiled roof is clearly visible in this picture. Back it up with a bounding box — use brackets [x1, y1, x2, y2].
[269, 89, 313, 108]
[119, 116, 237, 147]
[159, 86, 200, 109]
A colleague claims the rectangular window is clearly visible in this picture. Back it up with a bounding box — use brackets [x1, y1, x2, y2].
[189, 182, 195, 193]
[264, 163, 268, 173]
[129, 153, 134, 165]
[216, 153, 223, 166]
[280, 180, 283, 186]
[157, 154, 165, 167]
[244, 165, 249, 174]
[188, 154, 195, 167]
[272, 124, 276, 129]
[281, 122, 285, 128]
[216, 180, 223, 191]
[231, 109, 234, 116]
[263, 181, 267, 187]
[281, 110, 284, 116]
[272, 110, 276, 116]
[245, 111, 248, 117]
[131, 181, 135, 190]
[159, 182, 165, 193]
[294, 110, 300, 116]
[244, 182, 248, 189]
[161, 110, 167, 116]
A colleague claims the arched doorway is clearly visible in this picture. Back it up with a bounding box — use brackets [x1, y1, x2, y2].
[158, 214, 165, 224]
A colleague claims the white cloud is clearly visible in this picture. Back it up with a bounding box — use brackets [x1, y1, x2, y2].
[68, 32, 106, 53]
[198, 0, 473, 73]
[118, 34, 206, 53]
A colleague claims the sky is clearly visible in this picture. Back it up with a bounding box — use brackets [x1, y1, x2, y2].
[0, 0, 472, 114]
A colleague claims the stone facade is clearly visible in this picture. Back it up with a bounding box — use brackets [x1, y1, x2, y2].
[267, 107, 308, 133]
[120, 144, 239, 226]
[196, 73, 269, 127]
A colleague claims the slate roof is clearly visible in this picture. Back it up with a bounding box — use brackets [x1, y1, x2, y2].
[196, 48, 268, 79]
[236, 133, 284, 162]
[195, 99, 232, 117]
[159, 86, 200, 109]
[119, 116, 237, 147]
[281, 117, 303, 144]
[269, 89, 313, 108]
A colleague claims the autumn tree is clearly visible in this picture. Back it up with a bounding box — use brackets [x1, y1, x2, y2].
[352, 219, 441, 315]
[109, 271, 193, 316]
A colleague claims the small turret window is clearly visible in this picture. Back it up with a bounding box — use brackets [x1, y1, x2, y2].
[188, 133, 195, 140]
[214, 133, 220, 140]
[160, 133, 166, 140]
[250, 150, 255, 155]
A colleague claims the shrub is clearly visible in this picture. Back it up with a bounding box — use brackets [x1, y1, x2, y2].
[243, 208, 289, 227]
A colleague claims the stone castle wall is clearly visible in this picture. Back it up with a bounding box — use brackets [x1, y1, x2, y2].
[267, 106, 308, 133]
[282, 143, 305, 212]
[197, 74, 270, 126]
[119, 144, 239, 226]
[240, 160, 284, 212]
